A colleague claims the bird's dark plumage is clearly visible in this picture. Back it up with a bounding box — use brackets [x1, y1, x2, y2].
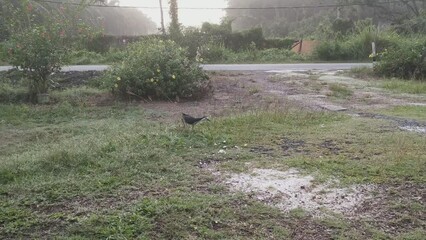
[182, 113, 209, 125]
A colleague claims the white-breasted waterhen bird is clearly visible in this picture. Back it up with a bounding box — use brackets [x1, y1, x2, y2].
[182, 113, 209, 127]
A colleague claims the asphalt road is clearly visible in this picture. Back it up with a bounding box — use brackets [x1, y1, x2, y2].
[0, 63, 372, 72]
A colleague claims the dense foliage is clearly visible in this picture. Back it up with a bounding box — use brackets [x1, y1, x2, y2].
[1, 1, 96, 101]
[314, 20, 401, 61]
[5, 24, 68, 96]
[226, 0, 425, 38]
[104, 39, 209, 99]
[178, 21, 295, 61]
[374, 39, 426, 80]
[168, 0, 182, 42]
[0, 0, 156, 38]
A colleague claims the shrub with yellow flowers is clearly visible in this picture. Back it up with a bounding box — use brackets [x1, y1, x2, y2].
[104, 38, 210, 99]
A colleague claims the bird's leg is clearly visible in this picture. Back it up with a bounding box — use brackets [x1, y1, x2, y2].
[182, 118, 186, 128]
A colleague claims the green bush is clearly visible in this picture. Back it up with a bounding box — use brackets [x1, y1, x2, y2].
[263, 38, 295, 49]
[5, 25, 67, 97]
[258, 48, 305, 62]
[0, 43, 7, 63]
[393, 11, 426, 34]
[68, 49, 126, 65]
[226, 28, 264, 51]
[0, 83, 28, 103]
[201, 44, 231, 63]
[104, 39, 209, 99]
[374, 39, 426, 80]
[214, 48, 305, 64]
[104, 48, 126, 63]
[3, 2, 94, 102]
[314, 19, 401, 61]
[314, 32, 401, 61]
[313, 41, 349, 60]
[180, 27, 210, 59]
[0, 70, 28, 103]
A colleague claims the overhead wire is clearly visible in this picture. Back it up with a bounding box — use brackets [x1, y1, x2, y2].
[35, 0, 424, 10]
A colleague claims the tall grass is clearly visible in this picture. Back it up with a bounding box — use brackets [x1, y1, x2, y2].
[67, 49, 126, 65]
[314, 28, 401, 61]
[381, 79, 426, 94]
[203, 46, 306, 64]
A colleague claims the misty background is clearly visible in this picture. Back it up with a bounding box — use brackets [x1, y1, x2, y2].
[87, 0, 424, 37]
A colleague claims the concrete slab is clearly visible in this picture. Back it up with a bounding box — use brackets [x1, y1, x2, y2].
[320, 104, 348, 111]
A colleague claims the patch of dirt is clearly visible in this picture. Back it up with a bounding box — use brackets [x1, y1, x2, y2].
[275, 137, 367, 160]
[289, 218, 333, 240]
[249, 146, 275, 156]
[355, 183, 426, 235]
[51, 71, 102, 89]
[136, 72, 275, 124]
[197, 157, 222, 168]
[357, 112, 426, 135]
[320, 140, 341, 155]
[280, 138, 309, 156]
[225, 168, 374, 217]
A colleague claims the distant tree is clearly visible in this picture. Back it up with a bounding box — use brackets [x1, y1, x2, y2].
[85, 0, 156, 36]
[345, 0, 424, 20]
[159, 0, 166, 35]
[226, 0, 425, 37]
[168, 0, 182, 41]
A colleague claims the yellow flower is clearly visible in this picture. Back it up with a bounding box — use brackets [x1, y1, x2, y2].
[150, 78, 154, 82]
[116, 77, 121, 81]
[114, 84, 118, 88]
[157, 69, 161, 73]
[172, 74, 176, 79]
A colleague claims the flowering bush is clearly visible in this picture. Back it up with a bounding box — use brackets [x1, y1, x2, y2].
[3, 1, 94, 102]
[105, 39, 210, 99]
[5, 24, 67, 97]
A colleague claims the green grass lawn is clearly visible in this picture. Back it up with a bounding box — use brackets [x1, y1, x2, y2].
[1, 100, 425, 239]
[377, 105, 426, 122]
[380, 79, 426, 95]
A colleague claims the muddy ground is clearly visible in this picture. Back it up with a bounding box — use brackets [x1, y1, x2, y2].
[128, 70, 426, 131]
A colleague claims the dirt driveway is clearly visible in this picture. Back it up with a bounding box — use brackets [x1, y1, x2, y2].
[137, 70, 426, 132]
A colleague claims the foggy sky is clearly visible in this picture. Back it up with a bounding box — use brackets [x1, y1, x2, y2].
[119, 0, 227, 27]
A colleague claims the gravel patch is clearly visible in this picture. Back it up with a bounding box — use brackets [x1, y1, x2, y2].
[226, 168, 374, 217]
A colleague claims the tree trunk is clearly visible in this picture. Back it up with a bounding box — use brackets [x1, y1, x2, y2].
[159, 0, 166, 35]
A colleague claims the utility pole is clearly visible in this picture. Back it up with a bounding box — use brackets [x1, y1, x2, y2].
[159, 0, 166, 35]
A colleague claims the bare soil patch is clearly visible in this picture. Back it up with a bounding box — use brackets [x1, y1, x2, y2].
[356, 183, 426, 235]
[109, 70, 426, 133]
[225, 168, 374, 218]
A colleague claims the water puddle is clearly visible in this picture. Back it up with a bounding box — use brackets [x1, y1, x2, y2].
[399, 126, 426, 134]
